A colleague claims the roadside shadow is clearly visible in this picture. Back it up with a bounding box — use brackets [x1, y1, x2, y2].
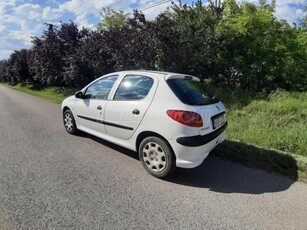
[212, 140, 299, 181]
[77, 132, 298, 194]
[167, 140, 298, 194]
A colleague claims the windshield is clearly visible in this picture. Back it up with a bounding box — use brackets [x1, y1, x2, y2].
[167, 78, 219, 106]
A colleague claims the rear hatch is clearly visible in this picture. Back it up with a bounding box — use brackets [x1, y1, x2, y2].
[166, 75, 226, 136]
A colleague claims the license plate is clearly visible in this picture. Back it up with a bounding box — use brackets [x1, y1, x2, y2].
[213, 114, 226, 129]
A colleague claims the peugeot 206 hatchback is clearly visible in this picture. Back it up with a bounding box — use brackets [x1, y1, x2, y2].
[62, 70, 227, 178]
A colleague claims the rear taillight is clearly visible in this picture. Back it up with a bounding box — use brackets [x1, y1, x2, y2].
[166, 110, 203, 127]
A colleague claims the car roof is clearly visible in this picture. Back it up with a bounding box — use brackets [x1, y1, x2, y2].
[113, 70, 195, 79]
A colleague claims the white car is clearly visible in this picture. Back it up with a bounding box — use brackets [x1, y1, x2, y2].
[62, 70, 227, 178]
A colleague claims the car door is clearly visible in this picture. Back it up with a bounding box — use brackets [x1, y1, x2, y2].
[74, 75, 119, 134]
[104, 74, 158, 140]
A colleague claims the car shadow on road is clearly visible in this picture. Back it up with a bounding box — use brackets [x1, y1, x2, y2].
[168, 156, 296, 194]
[79, 133, 297, 194]
[78, 132, 139, 160]
[167, 140, 298, 194]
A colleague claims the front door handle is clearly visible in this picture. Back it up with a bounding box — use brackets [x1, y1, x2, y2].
[97, 105, 102, 110]
[132, 109, 140, 115]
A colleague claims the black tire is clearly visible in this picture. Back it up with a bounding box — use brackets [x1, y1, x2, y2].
[63, 109, 79, 135]
[139, 136, 176, 178]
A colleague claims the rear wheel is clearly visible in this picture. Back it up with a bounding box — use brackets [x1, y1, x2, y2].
[139, 136, 176, 178]
[63, 109, 78, 135]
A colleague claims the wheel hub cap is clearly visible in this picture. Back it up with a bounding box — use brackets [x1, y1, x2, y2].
[142, 142, 166, 172]
[64, 113, 73, 131]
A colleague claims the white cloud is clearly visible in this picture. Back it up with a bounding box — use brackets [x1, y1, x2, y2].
[9, 31, 33, 46]
[139, 0, 155, 5]
[0, 2, 46, 59]
[141, 1, 174, 20]
[275, 0, 305, 4]
[0, 28, 34, 59]
[75, 12, 96, 29]
[14, 3, 41, 14]
[59, 0, 115, 17]
[0, 0, 16, 14]
[42, 6, 62, 20]
[5, 3, 44, 30]
[0, 24, 7, 33]
[0, 50, 14, 59]
[274, 2, 305, 23]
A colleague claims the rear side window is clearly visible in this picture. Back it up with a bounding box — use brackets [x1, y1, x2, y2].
[114, 75, 154, 101]
[167, 78, 218, 105]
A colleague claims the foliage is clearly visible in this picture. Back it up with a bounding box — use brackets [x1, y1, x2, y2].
[3, 49, 31, 84]
[102, 10, 156, 70]
[170, 0, 224, 77]
[28, 24, 64, 86]
[214, 0, 306, 91]
[0, 0, 306, 91]
[97, 9, 129, 30]
[0, 60, 7, 82]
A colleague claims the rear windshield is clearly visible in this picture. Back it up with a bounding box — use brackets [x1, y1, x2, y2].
[167, 78, 219, 105]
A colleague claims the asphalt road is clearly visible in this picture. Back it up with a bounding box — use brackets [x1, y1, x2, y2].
[0, 85, 307, 230]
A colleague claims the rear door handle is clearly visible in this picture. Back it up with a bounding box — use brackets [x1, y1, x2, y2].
[132, 109, 140, 115]
[97, 105, 102, 110]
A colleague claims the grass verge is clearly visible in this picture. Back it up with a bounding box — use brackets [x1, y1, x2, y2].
[0, 83, 76, 104]
[211, 87, 307, 182]
[2, 83, 307, 181]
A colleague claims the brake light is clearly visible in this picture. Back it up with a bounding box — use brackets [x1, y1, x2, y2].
[166, 110, 203, 127]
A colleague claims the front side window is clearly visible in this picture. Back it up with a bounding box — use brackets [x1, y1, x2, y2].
[84, 75, 118, 100]
[167, 78, 219, 105]
[114, 75, 154, 101]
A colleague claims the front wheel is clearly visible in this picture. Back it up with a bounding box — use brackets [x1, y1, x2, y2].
[139, 136, 176, 178]
[63, 109, 78, 135]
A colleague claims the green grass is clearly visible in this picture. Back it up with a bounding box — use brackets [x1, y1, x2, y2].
[0, 83, 76, 104]
[211, 88, 307, 182]
[2, 83, 307, 181]
[227, 91, 307, 157]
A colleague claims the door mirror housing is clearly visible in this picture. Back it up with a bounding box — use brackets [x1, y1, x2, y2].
[75, 91, 83, 99]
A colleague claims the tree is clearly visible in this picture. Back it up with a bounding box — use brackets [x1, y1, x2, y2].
[30, 24, 64, 85]
[69, 30, 113, 86]
[259, 0, 276, 12]
[171, 0, 224, 78]
[216, 0, 307, 91]
[4, 49, 31, 84]
[152, 12, 181, 71]
[0, 60, 7, 82]
[58, 21, 81, 56]
[97, 9, 129, 30]
[58, 22, 95, 87]
[102, 10, 157, 71]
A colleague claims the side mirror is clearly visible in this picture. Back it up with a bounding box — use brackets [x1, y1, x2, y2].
[75, 91, 83, 99]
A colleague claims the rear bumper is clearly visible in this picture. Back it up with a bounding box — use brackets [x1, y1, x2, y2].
[169, 130, 227, 168]
[176, 122, 228, 147]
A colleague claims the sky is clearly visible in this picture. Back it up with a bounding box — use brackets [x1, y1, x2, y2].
[0, 0, 306, 60]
